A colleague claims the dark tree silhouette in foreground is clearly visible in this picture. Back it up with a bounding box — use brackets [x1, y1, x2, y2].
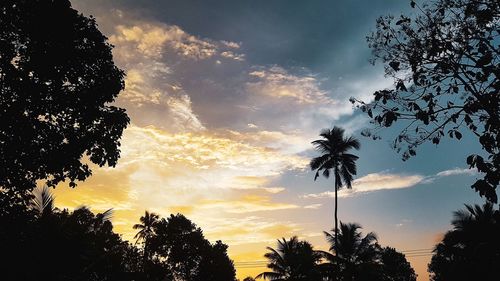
[1, 197, 138, 281]
[428, 203, 500, 281]
[1, 187, 237, 281]
[257, 226, 416, 281]
[256, 236, 323, 281]
[0, 0, 129, 199]
[322, 223, 381, 281]
[150, 214, 236, 281]
[352, 0, 500, 202]
[380, 247, 417, 281]
[310, 126, 360, 247]
[133, 210, 160, 277]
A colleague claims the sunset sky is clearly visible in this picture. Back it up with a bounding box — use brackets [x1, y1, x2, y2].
[53, 1, 485, 280]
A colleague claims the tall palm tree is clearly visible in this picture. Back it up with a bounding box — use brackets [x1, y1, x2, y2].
[133, 210, 160, 271]
[322, 222, 381, 281]
[310, 126, 360, 247]
[256, 236, 323, 281]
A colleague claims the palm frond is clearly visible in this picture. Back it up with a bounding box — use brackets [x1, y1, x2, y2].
[31, 185, 55, 216]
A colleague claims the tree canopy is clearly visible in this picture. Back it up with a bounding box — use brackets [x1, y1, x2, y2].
[0, 0, 129, 196]
[257, 225, 416, 281]
[1, 189, 237, 281]
[256, 236, 323, 281]
[352, 0, 500, 202]
[428, 202, 500, 281]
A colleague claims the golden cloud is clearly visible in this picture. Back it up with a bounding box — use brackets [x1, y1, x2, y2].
[247, 66, 333, 104]
[54, 125, 307, 243]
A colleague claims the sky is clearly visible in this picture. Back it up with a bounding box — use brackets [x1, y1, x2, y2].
[52, 1, 486, 280]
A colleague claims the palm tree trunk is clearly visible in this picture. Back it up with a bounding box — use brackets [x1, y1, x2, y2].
[334, 169, 339, 281]
[335, 182, 338, 248]
[334, 169, 339, 250]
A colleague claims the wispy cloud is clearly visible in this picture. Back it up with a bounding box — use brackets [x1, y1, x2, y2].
[302, 167, 478, 199]
[304, 204, 323, 209]
[302, 172, 424, 199]
[247, 66, 332, 104]
[198, 195, 299, 214]
[422, 167, 478, 184]
[436, 167, 477, 177]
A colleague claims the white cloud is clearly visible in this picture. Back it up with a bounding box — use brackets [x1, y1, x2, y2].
[221, 40, 241, 49]
[436, 167, 477, 177]
[302, 167, 479, 199]
[304, 204, 323, 209]
[302, 172, 425, 198]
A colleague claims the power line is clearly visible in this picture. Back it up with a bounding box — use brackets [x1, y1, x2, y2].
[233, 248, 435, 268]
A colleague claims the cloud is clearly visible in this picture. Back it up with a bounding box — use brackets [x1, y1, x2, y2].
[247, 66, 332, 104]
[304, 204, 323, 209]
[199, 216, 302, 246]
[110, 23, 219, 60]
[435, 167, 477, 177]
[422, 167, 478, 184]
[302, 172, 425, 198]
[303, 167, 479, 199]
[198, 195, 299, 214]
[54, 125, 307, 241]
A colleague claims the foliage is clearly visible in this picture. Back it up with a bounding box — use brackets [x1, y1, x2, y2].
[256, 236, 323, 281]
[310, 126, 360, 246]
[140, 213, 237, 281]
[380, 247, 417, 281]
[0, 203, 137, 281]
[428, 202, 500, 281]
[352, 0, 500, 202]
[322, 223, 382, 281]
[1, 188, 236, 281]
[0, 0, 129, 196]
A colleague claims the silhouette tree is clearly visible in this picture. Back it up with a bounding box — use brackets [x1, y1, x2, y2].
[428, 202, 500, 281]
[150, 214, 236, 281]
[352, 0, 500, 202]
[2, 199, 138, 281]
[380, 247, 417, 281]
[256, 236, 323, 281]
[322, 222, 381, 281]
[310, 126, 360, 247]
[134, 210, 160, 274]
[243, 277, 256, 281]
[0, 0, 129, 199]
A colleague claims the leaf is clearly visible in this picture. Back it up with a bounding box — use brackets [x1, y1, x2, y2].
[389, 61, 400, 71]
[454, 131, 462, 140]
[410, 1, 416, 8]
[397, 80, 407, 91]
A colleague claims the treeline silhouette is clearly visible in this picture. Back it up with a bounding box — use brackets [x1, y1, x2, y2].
[254, 223, 416, 281]
[0, 187, 236, 281]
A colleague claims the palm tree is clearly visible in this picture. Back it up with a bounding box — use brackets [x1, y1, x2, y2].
[429, 203, 500, 281]
[133, 210, 160, 271]
[310, 126, 360, 247]
[322, 222, 381, 281]
[256, 236, 323, 281]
